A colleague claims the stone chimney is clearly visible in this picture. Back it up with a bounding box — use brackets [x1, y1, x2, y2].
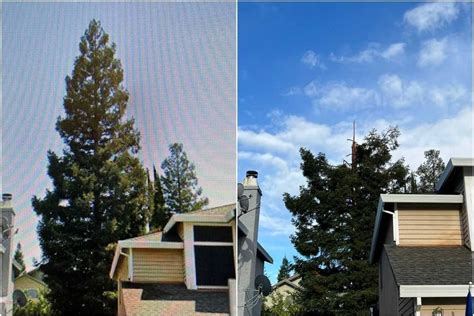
[238, 171, 262, 316]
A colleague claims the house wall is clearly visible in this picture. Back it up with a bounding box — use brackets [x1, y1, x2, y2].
[461, 195, 470, 247]
[397, 204, 462, 246]
[398, 297, 414, 316]
[266, 283, 297, 308]
[116, 256, 129, 281]
[378, 249, 399, 316]
[420, 297, 465, 316]
[133, 248, 184, 283]
[14, 275, 47, 299]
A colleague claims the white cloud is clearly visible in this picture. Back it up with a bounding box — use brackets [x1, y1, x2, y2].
[378, 74, 424, 108]
[238, 129, 295, 153]
[404, 2, 459, 32]
[239, 151, 288, 171]
[377, 73, 467, 108]
[330, 42, 406, 64]
[301, 50, 325, 69]
[381, 43, 406, 59]
[259, 213, 295, 236]
[395, 106, 473, 168]
[418, 38, 448, 67]
[428, 84, 466, 107]
[281, 86, 302, 96]
[304, 80, 380, 110]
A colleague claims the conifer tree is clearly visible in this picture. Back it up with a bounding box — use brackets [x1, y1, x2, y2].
[151, 165, 169, 229]
[32, 20, 147, 315]
[416, 149, 445, 193]
[161, 143, 209, 213]
[277, 256, 292, 282]
[14, 243, 26, 273]
[284, 127, 409, 315]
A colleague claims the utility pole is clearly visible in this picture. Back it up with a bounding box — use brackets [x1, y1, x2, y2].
[344, 120, 357, 170]
[351, 120, 357, 169]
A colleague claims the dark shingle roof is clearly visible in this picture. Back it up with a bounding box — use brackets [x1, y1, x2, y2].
[385, 245, 471, 285]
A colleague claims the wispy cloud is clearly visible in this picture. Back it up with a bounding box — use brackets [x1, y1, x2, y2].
[404, 2, 459, 32]
[281, 86, 302, 96]
[417, 37, 448, 67]
[304, 80, 380, 110]
[301, 50, 325, 69]
[378, 73, 466, 108]
[330, 42, 406, 64]
[378, 74, 424, 108]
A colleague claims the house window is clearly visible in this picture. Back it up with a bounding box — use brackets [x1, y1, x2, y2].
[193, 225, 234, 287]
[193, 226, 233, 242]
[194, 245, 235, 286]
[26, 289, 38, 299]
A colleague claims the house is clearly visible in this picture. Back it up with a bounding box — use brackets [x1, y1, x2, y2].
[370, 158, 474, 315]
[265, 274, 302, 309]
[238, 171, 273, 316]
[1, 193, 16, 316]
[14, 267, 47, 301]
[110, 204, 237, 315]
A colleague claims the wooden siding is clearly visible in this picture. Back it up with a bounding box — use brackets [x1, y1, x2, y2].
[420, 297, 466, 316]
[398, 205, 462, 246]
[133, 248, 184, 283]
[116, 256, 129, 281]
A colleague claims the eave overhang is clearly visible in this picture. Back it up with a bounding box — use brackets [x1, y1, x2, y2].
[436, 158, 474, 192]
[400, 284, 469, 298]
[257, 242, 273, 264]
[163, 208, 235, 233]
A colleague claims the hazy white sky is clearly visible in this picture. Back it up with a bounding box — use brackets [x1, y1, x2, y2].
[2, 2, 236, 269]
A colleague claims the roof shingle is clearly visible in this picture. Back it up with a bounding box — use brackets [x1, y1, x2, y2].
[385, 245, 471, 285]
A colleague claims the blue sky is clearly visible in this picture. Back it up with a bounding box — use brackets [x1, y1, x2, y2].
[238, 2, 472, 283]
[2, 2, 235, 270]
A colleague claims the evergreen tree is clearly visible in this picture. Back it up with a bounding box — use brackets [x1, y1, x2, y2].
[277, 256, 292, 282]
[32, 20, 148, 315]
[150, 165, 169, 229]
[161, 143, 209, 213]
[416, 149, 445, 193]
[284, 127, 409, 315]
[14, 243, 26, 273]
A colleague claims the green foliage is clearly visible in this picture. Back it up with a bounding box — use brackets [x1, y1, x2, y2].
[32, 20, 147, 315]
[284, 127, 409, 315]
[150, 165, 170, 229]
[14, 243, 26, 273]
[161, 143, 209, 213]
[416, 149, 445, 193]
[263, 291, 302, 316]
[14, 290, 52, 316]
[277, 256, 293, 282]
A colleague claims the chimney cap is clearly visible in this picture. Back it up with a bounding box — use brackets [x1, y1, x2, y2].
[246, 170, 258, 178]
[2, 193, 12, 201]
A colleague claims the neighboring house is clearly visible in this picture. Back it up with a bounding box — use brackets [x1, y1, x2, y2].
[370, 158, 474, 316]
[14, 267, 47, 301]
[238, 171, 273, 316]
[1, 193, 16, 316]
[265, 274, 302, 308]
[110, 204, 237, 315]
